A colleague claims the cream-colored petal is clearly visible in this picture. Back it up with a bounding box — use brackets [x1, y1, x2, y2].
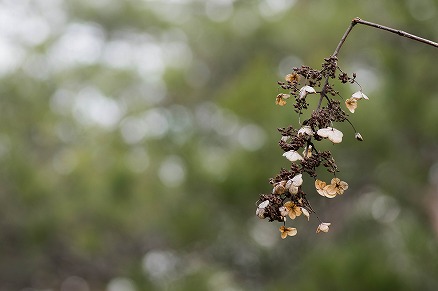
[255, 208, 265, 218]
[279, 206, 289, 217]
[345, 98, 357, 113]
[323, 184, 337, 198]
[292, 174, 303, 187]
[351, 91, 368, 100]
[316, 222, 331, 233]
[258, 200, 269, 209]
[301, 208, 310, 221]
[285, 227, 297, 237]
[317, 127, 343, 143]
[299, 85, 316, 99]
[298, 126, 314, 136]
[289, 185, 299, 195]
[282, 150, 303, 162]
[330, 177, 341, 185]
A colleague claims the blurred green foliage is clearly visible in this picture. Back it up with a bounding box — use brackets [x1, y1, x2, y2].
[0, 0, 437, 290]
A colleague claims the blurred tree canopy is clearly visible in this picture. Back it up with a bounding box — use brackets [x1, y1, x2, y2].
[0, 0, 437, 290]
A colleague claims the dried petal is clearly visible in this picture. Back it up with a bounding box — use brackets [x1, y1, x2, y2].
[298, 126, 314, 136]
[352, 91, 369, 100]
[285, 73, 300, 83]
[291, 174, 303, 187]
[280, 226, 297, 239]
[302, 145, 312, 158]
[315, 179, 327, 196]
[282, 150, 303, 162]
[355, 132, 363, 141]
[301, 207, 310, 221]
[317, 127, 343, 143]
[258, 200, 269, 209]
[276, 93, 290, 106]
[345, 98, 357, 113]
[316, 222, 331, 233]
[299, 85, 316, 99]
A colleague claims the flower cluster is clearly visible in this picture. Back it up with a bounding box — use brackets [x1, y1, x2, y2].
[256, 56, 369, 238]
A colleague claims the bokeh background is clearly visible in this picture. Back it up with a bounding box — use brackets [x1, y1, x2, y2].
[1, 0, 438, 290]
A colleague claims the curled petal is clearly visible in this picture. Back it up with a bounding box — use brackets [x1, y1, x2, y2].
[316, 222, 331, 233]
[355, 132, 363, 141]
[301, 208, 310, 221]
[283, 150, 303, 162]
[299, 85, 316, 99]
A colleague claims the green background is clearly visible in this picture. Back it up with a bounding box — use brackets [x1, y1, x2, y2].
[0, 0, 437, 290]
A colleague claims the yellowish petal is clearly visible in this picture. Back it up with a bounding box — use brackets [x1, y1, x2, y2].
[345, 98, 357, 113]
[323, 184, 337, 198]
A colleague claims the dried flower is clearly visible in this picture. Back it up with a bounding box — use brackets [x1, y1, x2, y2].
[317, 127, 343, 143]
[351, 90, 369, 100]
[282, 150, 303, 162]
[315, 179, 327, 197]
[272, 180, 287, 194]
[302, 145, 312, 158]
[256, 200, 269, 219]
[355, 132, 363, 141]
[345, 98, 357, 113]
[316, 222, 331, 233]
[285, 72, 300, 83]
[279, 225, 297, 239]
[323, 177, 349, 198]
[286, 174, 303, 195]
[280, 201, 302, 220]
[298, 125, 314, 136]
[299, 85, 316, 99]
[276, 93, 291, 106]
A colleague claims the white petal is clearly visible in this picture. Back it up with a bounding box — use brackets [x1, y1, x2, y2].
[282, 150, 303, 162]
[291, 174, 303, 187]
[299, 85, 316, 99]
[301, 208, 310, 220]
[304, 85, 316, 94]
[298, 126, 314, 136]
[281, 135, 290, 142]
[317, 127, 343, 143]
[289, 185, 299, 195]
[258, 200, 269, 209]
[351, 91, 369, 100]
[256, 208, 265, 218]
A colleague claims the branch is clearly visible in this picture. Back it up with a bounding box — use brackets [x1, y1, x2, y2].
[318, 17, 438, 109]
[333, 17, 438, 58]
